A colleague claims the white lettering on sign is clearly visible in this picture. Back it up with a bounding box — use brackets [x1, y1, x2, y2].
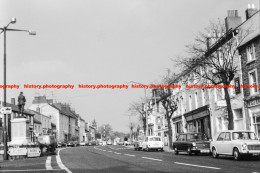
[0, 107, 12, 114]
[8, 148, 27, 156]
[27, 148, 41, 157]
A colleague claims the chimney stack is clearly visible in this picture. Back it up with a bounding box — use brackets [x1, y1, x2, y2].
[225, 10, 242, 33]
[11, 97, 15, 105]
[36, 107, 40, 113]
[245, 3, 258, 20]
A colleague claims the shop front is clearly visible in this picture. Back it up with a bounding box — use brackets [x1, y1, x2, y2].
[172, 115, 183, 141]
[246, 97, 260, 139]
[183, 105, 211, 139]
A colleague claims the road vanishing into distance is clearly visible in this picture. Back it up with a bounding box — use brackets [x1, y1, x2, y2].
[0, 145, 259, 173]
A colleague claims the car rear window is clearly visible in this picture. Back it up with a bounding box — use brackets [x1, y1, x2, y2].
[187, 133, 208, 141]
[232, 132, 258, 140]
[149, 137, 161, 141]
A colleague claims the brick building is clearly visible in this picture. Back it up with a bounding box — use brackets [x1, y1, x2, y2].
[238, 8, 260, 138]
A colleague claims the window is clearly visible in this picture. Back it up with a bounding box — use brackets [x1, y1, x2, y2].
[224, 132, 231, 141]
[189, 95, 192, 111]
[217, 133, 225, 141]
[248, 69, 258, 95]
[201, 89, 205, 106]
[247, 43, 255, 62]
[194, 92, 198, 109]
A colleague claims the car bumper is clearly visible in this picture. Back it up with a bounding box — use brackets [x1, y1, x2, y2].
[240, 150, 260, 156]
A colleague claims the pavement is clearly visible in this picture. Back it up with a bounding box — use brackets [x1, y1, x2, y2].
[0, 145, 259, 173]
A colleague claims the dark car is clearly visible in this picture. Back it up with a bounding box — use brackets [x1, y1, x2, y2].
[67, 141, 76, 147]
[37, 135, 57, 155]
[172, 133, 211, 155]
[134, 141, 143, 151]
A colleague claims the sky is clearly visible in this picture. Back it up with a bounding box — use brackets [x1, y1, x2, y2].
[0, 0, 259, 133]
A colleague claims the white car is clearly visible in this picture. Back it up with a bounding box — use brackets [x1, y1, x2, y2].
[142, 136, 164, 152]
[80, 142, 86, 146]
[210, 130, 260, 160]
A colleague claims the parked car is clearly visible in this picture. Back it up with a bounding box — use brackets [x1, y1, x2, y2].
[210, 130, 260, 160]
[124, 141, 130, 146]
[107, 140, 112, 145]
[57, 142, 62, 148]
[142, 136, 164, 152]
[37, 135, 57, 155]
[117, 141, 124, 145]
[80, 141, 86, 146]
[134, 140, 143, 151]
[67, 141, 77, 147]
[172, 133, 211, 155]
[91, 141, 97, 146]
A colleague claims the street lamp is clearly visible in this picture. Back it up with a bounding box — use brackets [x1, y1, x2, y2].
[0, 18, 36, 160]
[127, 81, 149, 137]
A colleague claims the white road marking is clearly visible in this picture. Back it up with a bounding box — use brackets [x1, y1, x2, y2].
[124, 154, 135, 157]
[56, 148, 72, 173]
[0, 169, 62, 172]
[108, 151, 112, 152]
[142, 157, 162, 161]
[45, 156, 52, 170]
[114, 152, 121, 154]
[174, 162, 221, 170]
[103, 150, 106, 151]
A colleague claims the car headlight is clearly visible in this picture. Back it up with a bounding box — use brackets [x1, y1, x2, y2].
[242, 143, 247, 150]
[192, 142, 196, 147]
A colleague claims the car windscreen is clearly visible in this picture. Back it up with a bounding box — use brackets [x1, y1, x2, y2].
[188, 134, 208, 141]
[232, 132, 258, 140]
[149, 137, 161, 141]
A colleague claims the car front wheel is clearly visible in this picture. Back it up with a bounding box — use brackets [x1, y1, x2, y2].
[212, 147, 219, 158]
[233, 148, 241, 161]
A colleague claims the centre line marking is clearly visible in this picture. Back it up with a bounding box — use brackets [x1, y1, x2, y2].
[114, 152, 121, 154]
[142, 157, 162, 161]
[103, 150, 106, 151]
[174, 162, 221, 170]
[45, 156, 52, 170]
[124, 154, 135, 157]
[108, 151, 112, 152]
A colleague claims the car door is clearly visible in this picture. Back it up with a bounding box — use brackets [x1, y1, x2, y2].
[222, 132, 232, 155]
[214, 132, 225, 154]
[179, 134, 186, 151]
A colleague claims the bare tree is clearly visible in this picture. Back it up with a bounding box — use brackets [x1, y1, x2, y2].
[129, 122, 137, 143]
[128, 101, 146, 134]
[176, 20, 250, 130]
[156, 70, 178, 149]
[98, 124, 113, 140]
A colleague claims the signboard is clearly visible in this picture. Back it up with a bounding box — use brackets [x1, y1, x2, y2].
[27, 148, 41, 157]
[248, 98, 260, 108]
[8, 148, 27, 156]
[0, 107, 12, 114]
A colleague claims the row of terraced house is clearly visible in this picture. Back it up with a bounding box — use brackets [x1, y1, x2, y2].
[0, 95, 97, 144]
[145, 5, 260, 145]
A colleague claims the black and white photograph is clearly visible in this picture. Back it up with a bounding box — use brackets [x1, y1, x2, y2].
[0, 0, 260, 172]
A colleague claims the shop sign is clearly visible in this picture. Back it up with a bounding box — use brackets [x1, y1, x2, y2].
[247, 98, 260, 108]
[27, 148, 41, 157]
[8, 148, 27, 156]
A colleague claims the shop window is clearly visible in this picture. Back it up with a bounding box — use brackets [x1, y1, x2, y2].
[247, 43, 256, 62]
[253, 116, 260, 139]
[248, 69, 258, 95]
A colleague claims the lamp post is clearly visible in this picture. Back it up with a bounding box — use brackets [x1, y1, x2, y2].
[128, 81, 149, 137]
[0, 18, 36, 160]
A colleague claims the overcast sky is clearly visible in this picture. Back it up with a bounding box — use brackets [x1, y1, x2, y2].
[0, 0, 259, 133]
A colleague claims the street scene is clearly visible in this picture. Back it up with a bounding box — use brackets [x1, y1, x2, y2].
[0, 0, 260, 173]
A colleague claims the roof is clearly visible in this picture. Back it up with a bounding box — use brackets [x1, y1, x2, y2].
[33, 118, 41, 124]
